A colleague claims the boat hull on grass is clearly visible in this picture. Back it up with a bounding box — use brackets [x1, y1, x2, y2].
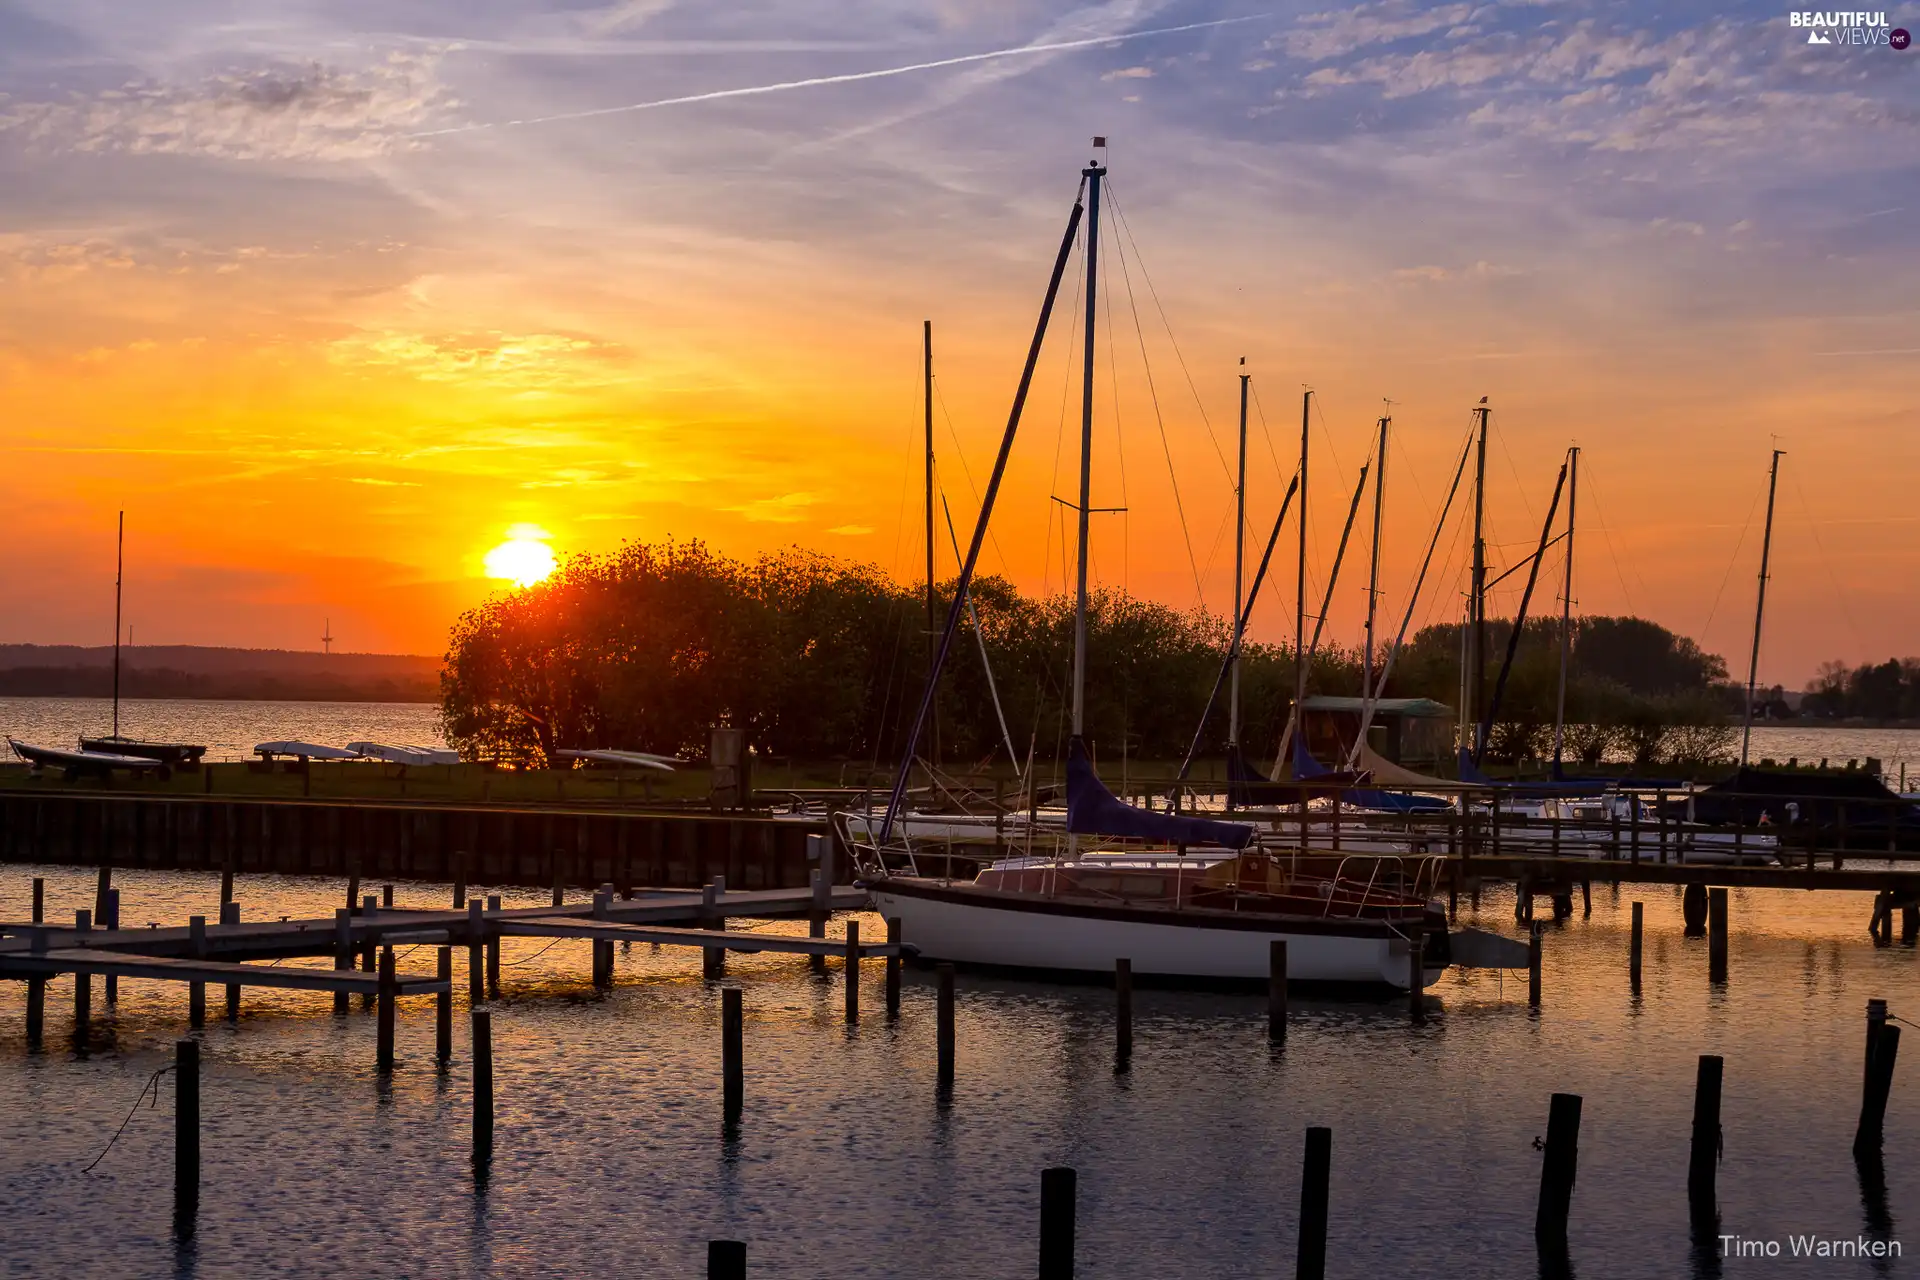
[870, 877, 1445, 991]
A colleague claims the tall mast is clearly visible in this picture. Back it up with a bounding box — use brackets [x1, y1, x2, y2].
[1364, 409, 1388, 703]
[1229, 361, 1248, 748]
[112, 510, 124, 739]
[1292, 389, 1311, 747]
[1469, 400, 1489, 757]
[1740, 449, 1785, 768]
[1070, 148, 1105, 740]
[1552, 445, 1579, 772]
[923, 318, 937, 767]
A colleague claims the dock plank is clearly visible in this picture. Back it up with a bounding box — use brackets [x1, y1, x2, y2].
[498, 917, 900, 957]
[0, 948, 450, 995]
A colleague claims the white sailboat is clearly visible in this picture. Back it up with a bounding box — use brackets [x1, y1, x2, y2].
[853, 145, 1449, 989]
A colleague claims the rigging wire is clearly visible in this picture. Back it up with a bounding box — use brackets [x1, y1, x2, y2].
[1107, 194, 1206, 608]
[931, 376, 1015, 578]
[1104, 182, 1237, 489]
[1695, 475, 1766, 650]
[1100, 207, 1131, 598]
[1578, 456, 1646, 619]
[1790, 469, 1868, 657]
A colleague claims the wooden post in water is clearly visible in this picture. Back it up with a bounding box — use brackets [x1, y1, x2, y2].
[1682, 882, 1707, 935]
[376, 946, 397, 1072]
[1038, 1166, 1077, 1280]
[382, 883, 394, 910]
[844, 919, 860, 1024]
[1408, 927, 1425, 1024]
[1296, 1127, 1331, 1280]
[1270, 940, 1288, 1042]
[1629, 902, 1644, 987]
[1854, 1023, 1901, 1156]
[104, 887, 120, 1003]
[1535, 1092, 1582, 1252]
[72, 909, 91, 1044]
[1115, 958, 1133, 1067]
[1708, 888, 1729, 981]
[220, 901, 241, 1021]
[334, 907, 352, 1015]
[885, 917, 902, 1019]
[467, 900, 485, 1003]
[346, 865, 361, 916]
[722, 986, 744, 1123]
[808, 867, 827, 975]
[551, 863, 564, 908]
[707, 1241, 747, 1280]
[174, 1039, 200, 1231]
[94, 865, 111, 930]
[1688, 1054, 1723, 1214]
[702, 879, 724, 979]
[31, 876, 43, 923]
[1528, 923, 1542, 1008]
[360, 896, 378, 1010]
[471, 1009, 494, 1160]
[936, 962, 956, 1089]
[1865, 999, 1888, 1088]
[189, 914, 207, 1028]
[452, 854, 467, 910]
[485, 895, 502, 997]
[592, 889, 613, 987]
[220, 857, 234, 907]
[436, 947, 453, 1064]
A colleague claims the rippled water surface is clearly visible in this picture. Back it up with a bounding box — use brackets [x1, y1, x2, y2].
[0, 697, 444, 762]
[1, 866, 1916, 1278]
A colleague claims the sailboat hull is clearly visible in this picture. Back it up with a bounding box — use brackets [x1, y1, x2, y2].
[871, 878, 1442, 990]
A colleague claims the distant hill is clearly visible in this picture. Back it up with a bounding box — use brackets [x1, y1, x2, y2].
[0, 645, 440, 703]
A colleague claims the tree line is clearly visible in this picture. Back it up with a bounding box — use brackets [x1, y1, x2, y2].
[1801, 658, 1920, 721]
[439, 539, 1737, 770]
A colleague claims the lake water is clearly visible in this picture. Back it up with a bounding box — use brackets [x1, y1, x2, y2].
[1, 697, 1915, 782]
[0, 863, 1914, 1277]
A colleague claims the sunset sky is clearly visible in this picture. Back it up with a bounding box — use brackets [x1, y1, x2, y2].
[1, 0, 1914, 687]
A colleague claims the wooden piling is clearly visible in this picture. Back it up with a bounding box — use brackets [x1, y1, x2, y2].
[1297, 1127, 1331, 1280]
[1115, 958, 1133, 1066]
[94, 865, 111, 928]
[885, 917, 902, 1019]
[471, 1009, 494, 1157]
[1865, 999, 1888, 1088]
[1528, 923, 1542, 1009]
[1535, 1092, 1583, 1251]
[1408, 927, 1425, 1024]
[808, 868, 827, 975]
[221, 901, 241, 1021]
[189, 914, 207, 1028]
[346, 867, 361, 916]
[592, 889, 613, 987]
[360, 905, 377, 1010]
[382, 883, 394, 910]
[73, 915, 91, 1044]
[31, 876, 43, 923]
[175, 1039, 200, 1229]
[436, 947, 453, 1064]
[467, 900, 485, 1003]
[452, 854, 467, 910]
[485, 895, 501, 997]
[1629, 902, 1643, 987]
[1269, 940, 1288, 1043]
[1688, 1055, 1723, 1213]
[1682, 882, 1707, 934]
[104, 887, 120, 1003]
[702, 880, 723, 979]
[220, 860, 234, 907]
[334, 907, 352, 1015]
[377, 947, 397, 1071]
[1038, 1166, 1076, 1280]
[844, 919, 860, 1023]
[707, 1241, 747, 1280]
[722, 986, 743, 1122]
[25, 972, 44, 1044]
[936, 963, 956, 1089]
[1854, 1023, 1901, 1156]
[1581, 879, 1592, 918]
[1707, 887, 1728, 980]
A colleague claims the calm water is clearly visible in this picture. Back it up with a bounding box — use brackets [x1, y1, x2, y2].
[0, 697, 1914, 783]
[0, 697, 445, 762]
[0, 865, 1914, 1277]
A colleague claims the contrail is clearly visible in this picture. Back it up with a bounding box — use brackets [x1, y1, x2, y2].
[410, 13, 1268, 138]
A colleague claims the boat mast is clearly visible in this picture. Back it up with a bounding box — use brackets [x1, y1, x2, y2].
[1469, 399, 1489, 758]
[1229, 360, 1248, 749]
[1070, 147, 1105, 742]
[1292, 389, 1311, 764]
[112, 510, 124, 739]
[1364, 408, 1388, 710]
[924, 318, 938, 769]
[1552, 445, 1579, 773]
[1740, 448, 1785, 768]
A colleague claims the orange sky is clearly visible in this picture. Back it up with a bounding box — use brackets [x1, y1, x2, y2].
[1, 2, 1914, 687]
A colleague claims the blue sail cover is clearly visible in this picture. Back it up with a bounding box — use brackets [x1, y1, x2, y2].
[1459, 747, 1609, 797]
[1067, 737, 1254, 849]
[1298, 738, 1453, 814]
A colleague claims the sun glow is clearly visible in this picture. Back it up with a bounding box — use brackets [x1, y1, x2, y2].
[484, 528, 557, 587]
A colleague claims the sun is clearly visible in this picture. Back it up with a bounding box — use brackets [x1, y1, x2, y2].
[484, 529, 557, 587]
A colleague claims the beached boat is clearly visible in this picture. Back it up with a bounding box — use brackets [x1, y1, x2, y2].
[10, 737, 171, 779]
[78, 736, 206, 766]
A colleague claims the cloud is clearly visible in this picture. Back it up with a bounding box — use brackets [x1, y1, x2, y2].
[1103, 65, 1155, 79]
[0, 53, 455, 161]
[727, 491, 819, 523]
[826, 524, 875, 536]
[1284, 1, 1475, 61]
[327, 329, 624, 387]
